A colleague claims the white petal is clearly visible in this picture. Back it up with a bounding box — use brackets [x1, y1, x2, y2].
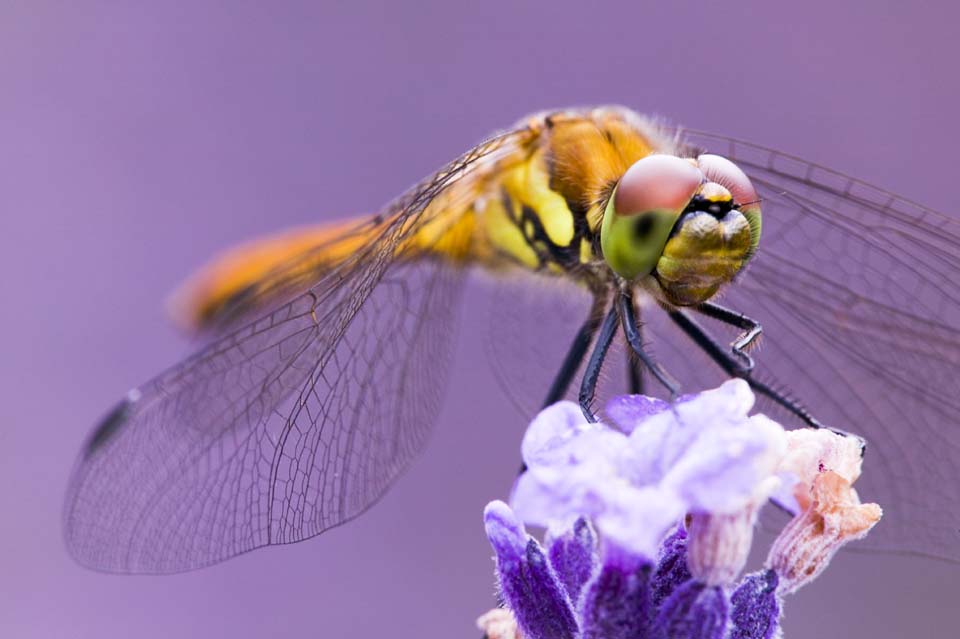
[521, 401, 601, 467]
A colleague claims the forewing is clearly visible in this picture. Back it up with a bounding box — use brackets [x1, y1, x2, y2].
[64, 132, 521, 573]
[676, 131, 960, 560]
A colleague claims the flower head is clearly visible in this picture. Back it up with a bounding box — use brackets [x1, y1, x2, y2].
[482, 380, 881, 639]
[512, 379, 786, 560]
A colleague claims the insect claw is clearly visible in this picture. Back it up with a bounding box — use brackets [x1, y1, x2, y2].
[650, 363, 681, 400]
[731, 348, 755, 374]
[829, 428, 868, 459]
[580, 405, 599, 423]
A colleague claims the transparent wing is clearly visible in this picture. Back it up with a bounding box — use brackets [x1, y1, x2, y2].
[484, 272, 591, 416]
[63, 132, 522, 573]
[673, 130, 960, 560]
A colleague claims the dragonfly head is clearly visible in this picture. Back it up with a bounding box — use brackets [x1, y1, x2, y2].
[600, 153, 762, 305]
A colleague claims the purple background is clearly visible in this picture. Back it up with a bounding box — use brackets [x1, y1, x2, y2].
[2, 2, 958, 637]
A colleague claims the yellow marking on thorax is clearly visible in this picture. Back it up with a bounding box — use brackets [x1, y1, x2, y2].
[478, 150, 579, 269]
[579, 237, 594, 263]
[511, 150, 576, 247]
[479, 193, 540, 268]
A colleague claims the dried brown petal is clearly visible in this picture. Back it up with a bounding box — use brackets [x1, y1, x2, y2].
[767, 471, 882, 595]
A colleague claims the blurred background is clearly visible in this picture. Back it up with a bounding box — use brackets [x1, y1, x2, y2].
[2, 1, 958, 637]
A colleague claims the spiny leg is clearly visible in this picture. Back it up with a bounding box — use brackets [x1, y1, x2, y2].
[618, 291, 680, 400]
[668, 307, 814, 420]
[626, 296, 645, 395]
[542, 293, 609, 407]
[578, 303, 620, 422]
[667, 307, 866, 453]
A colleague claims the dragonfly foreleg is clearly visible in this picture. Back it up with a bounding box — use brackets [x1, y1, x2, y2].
[542, 294, 609, 407]
[578, 303, 620, 422]
[740, 375, 867, 456]
[694, 301, 762, 373]
[666, 308, 867, 455]
[618, 292, 681, 400]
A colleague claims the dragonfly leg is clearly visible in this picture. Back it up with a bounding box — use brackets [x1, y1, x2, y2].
[618, 292, 681, 400]
[667, 308, 867, 456]
[542, 294, 609, 407]
[627, 352, 644, 395]
[626, 296, 645, 395]
[694, 301, 762, 373]
[578, 303, 620, 422]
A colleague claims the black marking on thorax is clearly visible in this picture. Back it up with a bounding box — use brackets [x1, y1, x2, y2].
[499, 186, 586, 272]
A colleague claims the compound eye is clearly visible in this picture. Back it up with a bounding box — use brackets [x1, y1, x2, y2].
[614, 154, 703, 217]
[696, 154, 759, 209]
[601, 155, 703, 281]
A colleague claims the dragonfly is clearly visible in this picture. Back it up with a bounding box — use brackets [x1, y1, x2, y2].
[63, 106, 960, 573]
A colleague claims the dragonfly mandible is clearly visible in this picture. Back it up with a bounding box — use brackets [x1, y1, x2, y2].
[63, 106, 960, 573]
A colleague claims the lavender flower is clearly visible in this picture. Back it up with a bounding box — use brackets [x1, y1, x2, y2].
[512, 380, 785, 560]
[651, 580, 728, 639]
[481, 380, 882, 639]
[729, 570, 780, 639]
[650, 526, 692, 607]
[579, 545, 653, 639]
[547, 516, 599, 605]
[484, 501, 579, 639]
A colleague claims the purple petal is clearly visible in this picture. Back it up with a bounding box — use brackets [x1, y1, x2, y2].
[604, 395, 670, 433]
[483, 501, 578, 639]
[651, 526, 692, 607]
[729, 570, 781, 639]
[484, 501, 526, 558]
[548, 517, 599, 604]
[651, 581, 729, 639]
[580, 550, 654, 639]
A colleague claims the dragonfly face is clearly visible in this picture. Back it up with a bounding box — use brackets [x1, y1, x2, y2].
[63, 106, 960, 573]
[601, 153, 762, 306]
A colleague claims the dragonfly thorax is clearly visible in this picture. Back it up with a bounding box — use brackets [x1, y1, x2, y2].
[600, 153, 762, 306]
